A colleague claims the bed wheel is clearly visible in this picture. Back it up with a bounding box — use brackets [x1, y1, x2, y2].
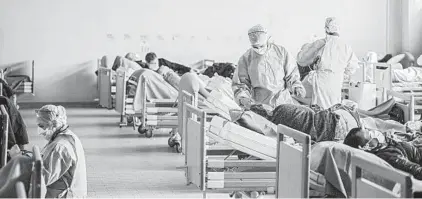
[168, 137, 175, 147]
[145, 129, 153, 138]
[127, 117, 134, 124]
[138, 126, 147, 134]
[233, 192, 245, 198]
[250, 191, 259, 198]
[174, 143, 182, 153]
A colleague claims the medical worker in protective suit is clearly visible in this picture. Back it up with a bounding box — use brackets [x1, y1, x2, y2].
[232, 24, 305, 109]
[0, 105, 87, 198]
[297, 17, 359, 109]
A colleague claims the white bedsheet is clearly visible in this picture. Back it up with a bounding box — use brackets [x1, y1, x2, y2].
[393, 67, 422, 83]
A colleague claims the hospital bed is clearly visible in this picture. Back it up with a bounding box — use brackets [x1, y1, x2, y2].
[0, 60, 35, 95]
[179, 90, 239, 156]
[351, 155, 413, 198]
[0, 105, 9, 168]
[97, 58, 116, 109]
[109, 58, 213, 111]
[183, 103, 276, 198]
[115, 70, 178, 139]
[372, 62, 422, 121]
[114, 59, 225, 137]
[276, 133, 415, 198]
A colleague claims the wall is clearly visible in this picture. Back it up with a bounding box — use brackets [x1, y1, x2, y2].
[0, 0, 397, 103]
[402, 0, 422, 57]
[388, 0, 403, 55]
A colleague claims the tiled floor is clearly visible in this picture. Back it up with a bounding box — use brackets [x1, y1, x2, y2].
[20, 107, 233, 198]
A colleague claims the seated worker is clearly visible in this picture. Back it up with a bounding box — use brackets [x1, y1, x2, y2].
[344, 127, 422, 181]
[0, 105, 87, 198]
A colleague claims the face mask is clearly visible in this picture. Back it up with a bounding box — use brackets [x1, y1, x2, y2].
[37, 127, 54, 141]
[369, 130, 386, 143]
[148, 63, 159, 71]
[253, 47, 267, 55]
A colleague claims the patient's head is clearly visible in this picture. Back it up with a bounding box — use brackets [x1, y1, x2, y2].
[125, 52, 140, 61]
[145, 52, 159, 71]
[344, 127, 380, 150]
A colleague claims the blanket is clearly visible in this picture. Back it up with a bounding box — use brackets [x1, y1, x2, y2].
[250, 104, 349, 142]
[130, 69, 179, 112]
[205, 75, 234, 100]
[393, 66, 422, 83]
[311, 141, 398, 197]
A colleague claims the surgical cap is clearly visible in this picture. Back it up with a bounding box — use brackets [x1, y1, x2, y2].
[248, 24, 268, 45]
[325, 17, 339, 33]
[36, 105, 67, 126]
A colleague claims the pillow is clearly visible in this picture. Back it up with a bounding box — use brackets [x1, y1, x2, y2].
[233, 111, 265, 135]
[229, 109, 277, 137]
[418, 55, 422, 66]
[100, 55, 112, 68]
[386, 54, 405, 64]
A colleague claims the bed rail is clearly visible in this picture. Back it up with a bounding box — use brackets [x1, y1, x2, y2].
[0, 105, 9, 168]
[98, 67, 113, 109]
[31, 145, 43, 198]
[351, 155, 413, 198]
[276, 124, 311, 198]
[180, 90, 197, 154]
[31, 60, 34, 95]
[387, 89, 422, 122]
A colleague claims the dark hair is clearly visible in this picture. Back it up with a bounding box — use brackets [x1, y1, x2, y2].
[343, 127, 366, 148]
[145, 52, 157, 64]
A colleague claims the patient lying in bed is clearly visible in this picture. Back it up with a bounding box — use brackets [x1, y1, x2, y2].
[243, 102, 406, 142]
[344, 127, 422, 180]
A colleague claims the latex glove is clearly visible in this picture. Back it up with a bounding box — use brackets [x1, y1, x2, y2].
[239, 97, 254, 109]
[8, 144, 21, 159]
[293, 87, 306, 98]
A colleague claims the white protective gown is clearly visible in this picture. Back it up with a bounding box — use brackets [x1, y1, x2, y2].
[232, 43, 304, 108]
[41, 128, 87, 198]
[298, 35, 359, 109]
